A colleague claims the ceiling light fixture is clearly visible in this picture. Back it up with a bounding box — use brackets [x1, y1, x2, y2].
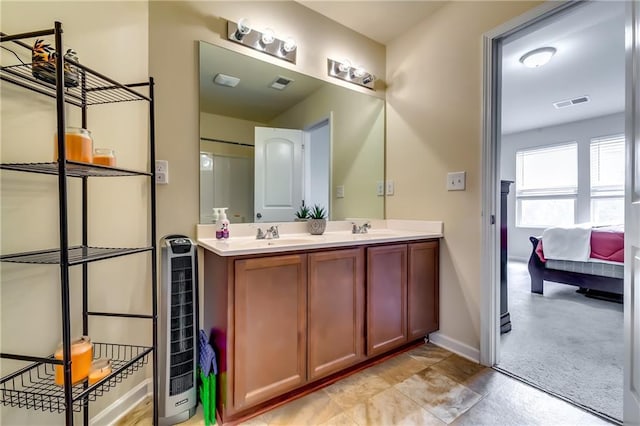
[327, 58, 375, 90]
[227, 19, 297, 64]
[213, 73, 240, 88]
[519, 47, 557, 68]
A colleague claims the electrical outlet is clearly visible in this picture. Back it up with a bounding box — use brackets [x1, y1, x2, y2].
[376, 181, 384, 196]
[385, 180, 394, 196]
[155, 160, 169, 184]
[336, 185, 345, 198]
[446, 171, 466, 191]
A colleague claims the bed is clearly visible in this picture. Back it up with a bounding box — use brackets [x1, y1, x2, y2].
[527, 225, 624, 299]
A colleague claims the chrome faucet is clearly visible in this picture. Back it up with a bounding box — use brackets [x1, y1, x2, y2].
[267, 225, 280, 239]
[352, 221, 371, 234]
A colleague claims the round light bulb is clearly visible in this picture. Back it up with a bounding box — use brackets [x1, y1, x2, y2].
[261, 28, 275, 46]
[233, 18, 252, 41]
[352, 66, 366, 79]
[338, 59, 351, 73]
[281, 37, 296, 53]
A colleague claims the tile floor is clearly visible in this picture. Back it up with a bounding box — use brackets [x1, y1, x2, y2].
[117, 343, 612, 425]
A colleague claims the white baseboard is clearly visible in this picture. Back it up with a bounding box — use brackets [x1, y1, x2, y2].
[90, 378, 152, 426]
[428, 332, 480, 363]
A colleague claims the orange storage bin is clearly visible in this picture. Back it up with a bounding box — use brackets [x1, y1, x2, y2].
[54, 127, 93, 163]
[54, 336, 93, 386]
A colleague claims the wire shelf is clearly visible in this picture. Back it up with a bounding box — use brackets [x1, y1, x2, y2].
[0, 161, 151, 178]
[0, 246, 153, 265]
[0, 343, 152, 413]
[0, 62, 149, 106]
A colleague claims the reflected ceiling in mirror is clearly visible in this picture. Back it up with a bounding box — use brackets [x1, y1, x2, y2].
[199, 41, 385, 224]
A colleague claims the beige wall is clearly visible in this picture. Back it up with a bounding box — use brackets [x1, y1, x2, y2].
[1, 1, 149, 424]
[270, 84, 385, 220]
[386, 1, 541, 351]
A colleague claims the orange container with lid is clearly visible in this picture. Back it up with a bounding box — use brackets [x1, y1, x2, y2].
[88, 358, 112, 385]
[54, 336, 93, 386]
[92, 148, 116, 167]
[53, 127, 93, 163]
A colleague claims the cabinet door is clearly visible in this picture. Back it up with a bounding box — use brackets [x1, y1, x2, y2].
[367, 244, 408, 356]
[308, 248, 365, 380]
[408, 241, 439, 340]
[234, 254, 307, 409]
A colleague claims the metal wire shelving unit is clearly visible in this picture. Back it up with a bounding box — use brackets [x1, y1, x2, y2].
[0, 22, 158, 425]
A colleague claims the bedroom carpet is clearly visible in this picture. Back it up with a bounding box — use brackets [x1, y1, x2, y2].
[498, 260, 623, 422]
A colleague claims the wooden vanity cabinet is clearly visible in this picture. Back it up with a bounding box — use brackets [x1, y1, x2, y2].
[408, 241, 439, 339]
[233, 254, 307, 410]
[307, 248, 365, 380]
[367, 244, 408, 356]
[203, 239, 439, 422]
[367, 241, 440, 356]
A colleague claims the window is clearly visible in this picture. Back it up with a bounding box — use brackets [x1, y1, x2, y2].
[590, 135, 625, 225]
[515, 143, 577, 227]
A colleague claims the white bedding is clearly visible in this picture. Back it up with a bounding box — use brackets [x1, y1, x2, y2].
[541, 224, 591, 262]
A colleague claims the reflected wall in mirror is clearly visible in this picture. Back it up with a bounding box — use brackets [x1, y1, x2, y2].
[199, 40, 385, 224]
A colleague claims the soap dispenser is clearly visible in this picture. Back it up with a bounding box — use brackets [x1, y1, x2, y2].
[219, 207, 230, 239]
[212, 208, 219, 224]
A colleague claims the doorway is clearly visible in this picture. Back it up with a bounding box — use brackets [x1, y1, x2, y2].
[481, 1, 638, 424]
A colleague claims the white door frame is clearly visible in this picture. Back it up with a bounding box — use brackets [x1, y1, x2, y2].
[303, 113, 333, 218]
[482, 2, 640, 422]
[624, 1, 640, 422]
[480, 0, 577, 367]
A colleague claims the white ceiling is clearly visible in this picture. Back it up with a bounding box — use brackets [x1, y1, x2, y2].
[297, 1, 447, 45]
[296, 1, 626, 135]
[501, 1, 625, 134]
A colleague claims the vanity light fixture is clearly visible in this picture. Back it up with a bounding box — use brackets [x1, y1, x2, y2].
[280, 37, 297, 56]
[231, 18, 252, 41]
[227, 19, 297, 64]
[327, 58, 375, 90]
[519, 47, 556, 68]
[260, 28, 275, 48]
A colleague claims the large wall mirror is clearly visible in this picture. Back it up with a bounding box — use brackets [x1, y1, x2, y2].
[199, 40, 385, 224]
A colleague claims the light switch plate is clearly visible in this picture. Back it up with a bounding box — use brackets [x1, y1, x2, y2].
[376, 181, 384, 196]
[155, 160, 169, 184]
[385, 180, 395, 196]
[336, 185, 345, 198]
[447, 171, 465, 191]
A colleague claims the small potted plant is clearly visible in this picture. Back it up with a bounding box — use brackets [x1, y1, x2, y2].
[294, 204, 310, 221]
[307, 204, 327, 235]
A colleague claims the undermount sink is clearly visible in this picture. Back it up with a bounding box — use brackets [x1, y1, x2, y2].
[218, 236, 319, 248]
[262, 238, 318, 246]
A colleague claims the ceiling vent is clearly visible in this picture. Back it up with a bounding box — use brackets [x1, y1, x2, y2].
[553, 95, 590, 109]
[270, 76, 294, 90]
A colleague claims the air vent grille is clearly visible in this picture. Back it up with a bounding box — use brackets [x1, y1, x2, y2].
[168, 255, 195, 396]
[270, 75, 294, 90]
[553, 95, 590, 109]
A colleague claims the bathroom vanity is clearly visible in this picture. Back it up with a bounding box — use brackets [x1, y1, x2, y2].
[198, 220, 442, 423]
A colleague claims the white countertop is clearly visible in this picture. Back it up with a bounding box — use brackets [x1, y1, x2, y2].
[197, 220, 443, 256]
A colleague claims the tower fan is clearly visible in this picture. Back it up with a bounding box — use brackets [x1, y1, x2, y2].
[159, 235, 198, 424]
